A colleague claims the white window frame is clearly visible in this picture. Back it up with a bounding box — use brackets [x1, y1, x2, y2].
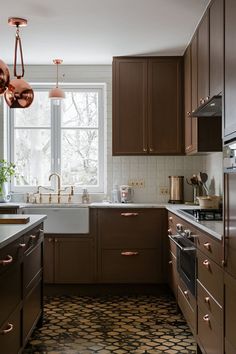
[7, 83, 106, 194]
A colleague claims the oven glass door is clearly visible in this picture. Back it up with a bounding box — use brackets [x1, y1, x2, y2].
[169, 235, 196, 296]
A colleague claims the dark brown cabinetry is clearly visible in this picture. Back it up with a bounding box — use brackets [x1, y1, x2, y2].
[44, 235, 95, 283]
[225, 0, 236, 138]
[0, 221, 44, 354]
[198, 12, 210, 106]
[112, 57, 183, 155]
[224, 272, 236, 354]
[97, 208, 164, 283]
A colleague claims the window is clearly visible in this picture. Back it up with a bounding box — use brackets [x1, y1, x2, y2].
[7, 84, 105, 193]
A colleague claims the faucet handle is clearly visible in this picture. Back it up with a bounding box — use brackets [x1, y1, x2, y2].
[70, 186, 74, 195]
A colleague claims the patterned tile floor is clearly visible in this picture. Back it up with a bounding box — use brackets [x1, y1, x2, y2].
[23, 294, 196, 354]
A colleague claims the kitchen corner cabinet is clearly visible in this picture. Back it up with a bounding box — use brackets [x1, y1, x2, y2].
[0, 222, 44, 354]
[225, 0, 236, 139]
[97, 208, 165, 283]
[112, 57, 183, 155]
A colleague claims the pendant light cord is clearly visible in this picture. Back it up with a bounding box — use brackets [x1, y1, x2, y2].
[14, 26, 25, 79]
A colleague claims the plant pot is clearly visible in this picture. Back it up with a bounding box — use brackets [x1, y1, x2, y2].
[0, 183, 11, 203]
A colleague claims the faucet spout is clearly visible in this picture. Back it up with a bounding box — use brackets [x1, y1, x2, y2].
[49, 173, 61, 193]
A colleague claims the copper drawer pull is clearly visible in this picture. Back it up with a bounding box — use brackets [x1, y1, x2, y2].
[204, 297, 210, 304]
[121, 251, 139, 256]
[203, 242, 211, 250]
[203, 259, 210, 268]
[30, 235, 36, 240]
[1, 323, 14, 335]
[19, 243, 26, 248]
[203, 314, 210, 322]
[121, 213, 139, 217]
[168, 260, 173, 264]
[168, 228, 172, 236]
[0, 255, 13, 266]
[169, 216, 173, 221]
[184, 290, 188, 297]
[143, 147, 147, 152]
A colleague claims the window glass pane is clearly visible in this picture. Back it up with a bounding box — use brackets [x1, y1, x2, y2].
[14, 91, 50, 127]
[61, 129, 98, 186]
[61, 91, 98, 128]
[14, 129, 51, 186]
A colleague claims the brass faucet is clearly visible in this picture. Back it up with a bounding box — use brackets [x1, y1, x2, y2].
[49, 173, 61, 193]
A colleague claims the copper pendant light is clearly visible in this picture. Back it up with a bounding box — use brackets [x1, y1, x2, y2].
[49, 59, 65, 100]
[0, 59, 10, 95]
[4, 17, 34, 109]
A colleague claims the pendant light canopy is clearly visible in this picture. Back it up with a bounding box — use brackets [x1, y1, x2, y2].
[4, 17, 34, 109]
[49, 59, 65, 100]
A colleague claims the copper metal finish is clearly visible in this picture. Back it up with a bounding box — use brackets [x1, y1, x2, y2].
[0, 254, 13, 265]
[53, 59, 63, 65]
[4, 78, 34, 108]
[1, 323, 14, 334]
[0, 59, 10, 95]
[8, 17, 27, 27]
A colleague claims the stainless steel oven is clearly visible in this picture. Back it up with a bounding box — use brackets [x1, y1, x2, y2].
[169, 225, 196, 296]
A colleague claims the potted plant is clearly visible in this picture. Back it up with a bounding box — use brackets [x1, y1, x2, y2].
[0, 159, 15, 202]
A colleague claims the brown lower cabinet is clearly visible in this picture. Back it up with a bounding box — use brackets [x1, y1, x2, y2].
[0, 222, 44, 354]
[98, 208, 165, 283]
[44, 235, 95, 283]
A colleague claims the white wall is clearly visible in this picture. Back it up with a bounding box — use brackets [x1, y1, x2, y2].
[0, 65, 207, 203]
[204, 152, 223, 196]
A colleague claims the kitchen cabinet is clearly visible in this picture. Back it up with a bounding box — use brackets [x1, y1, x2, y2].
[196, 230, 223, 354]
[0, 206, 21, 214]
[0, 220, 44, 354]
[224, 272, 236, 354]
[209, 0, 224, 97]
[112, 57, 183, 155]
[44, 235, 95, 283]
[225, 0, 236, 138]
[97, 208, 165, 283]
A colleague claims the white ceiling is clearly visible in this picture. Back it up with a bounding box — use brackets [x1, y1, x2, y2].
[0, 0, 210, 65]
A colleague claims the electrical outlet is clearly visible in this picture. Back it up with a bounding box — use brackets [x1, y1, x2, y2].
[128, 179, 145, 188]
[159, 186, 169, 195]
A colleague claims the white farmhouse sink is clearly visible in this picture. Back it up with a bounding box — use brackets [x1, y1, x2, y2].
[23, 207, 89, 234]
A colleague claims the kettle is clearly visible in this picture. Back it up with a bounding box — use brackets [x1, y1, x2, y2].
[120, 185, 134, 203]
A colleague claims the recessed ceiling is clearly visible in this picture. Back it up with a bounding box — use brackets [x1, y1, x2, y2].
[0, 0, 210, 65]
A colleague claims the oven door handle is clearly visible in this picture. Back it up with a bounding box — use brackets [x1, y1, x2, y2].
[168, 235, 196, 252]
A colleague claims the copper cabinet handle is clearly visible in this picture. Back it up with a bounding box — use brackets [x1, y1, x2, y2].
[168, 228, 172, 236]
[203, 314, 210, 322]
[200, 98, 205, 104]
[0, 255, 13, 266]
[143, 147, 147, 152]
[1, 323, 14, 335]
[149, 147, 154, 152]
[184, 290, 188, 297]
[168, 260, 172, 264]
[19, 243, 26, 248]
[204, 297, 210, 304]
[205, 96, 210, 101]
[169, 216, 173, 222]
[121, 251, 139, 256]
[121, 213, 139, 217]
[203, 259, 210, 268]
[30, 235, 36, 240]
[203, 242, 211, 250]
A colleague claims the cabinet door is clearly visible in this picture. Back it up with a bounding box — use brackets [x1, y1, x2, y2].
[225, 0, 236, 137]
[54, 237, 95, 283]
[148, 58, 183, 154]
[209, 0, 224, 97]
[224, 272, 236, 354]
[44, 236, 54, 283]
[112, 57, 148, 155]
[190, 34, 198, 152]
[0, 305, 21, 354]
[184, 46, 194, 153]
[198, 11, 210, 106]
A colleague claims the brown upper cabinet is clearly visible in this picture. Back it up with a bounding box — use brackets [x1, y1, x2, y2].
[184, 0, 223, 154]
[112, 57, 183, 155]
[225, 0, 236, 139]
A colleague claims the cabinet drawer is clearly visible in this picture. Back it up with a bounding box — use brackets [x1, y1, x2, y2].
[198, 304, 223, 354]
[99, 209, 162, 248]
[0, 236, 24, 276]
[23, 240, 43, 293]
[23, 278, 42, 344]
[197, 250, 223, 305]
[24, 224, 43, 253]
[178, 283, 196, 334]
[197, 280, 223, 326]
[0, 264, 21, 326]
[0, 304, 21, 354]
[100, 249, 161, 283]
[196, 230, 222, 264]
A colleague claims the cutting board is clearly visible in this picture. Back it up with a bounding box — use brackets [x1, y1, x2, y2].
[0, 215, 30, 224]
